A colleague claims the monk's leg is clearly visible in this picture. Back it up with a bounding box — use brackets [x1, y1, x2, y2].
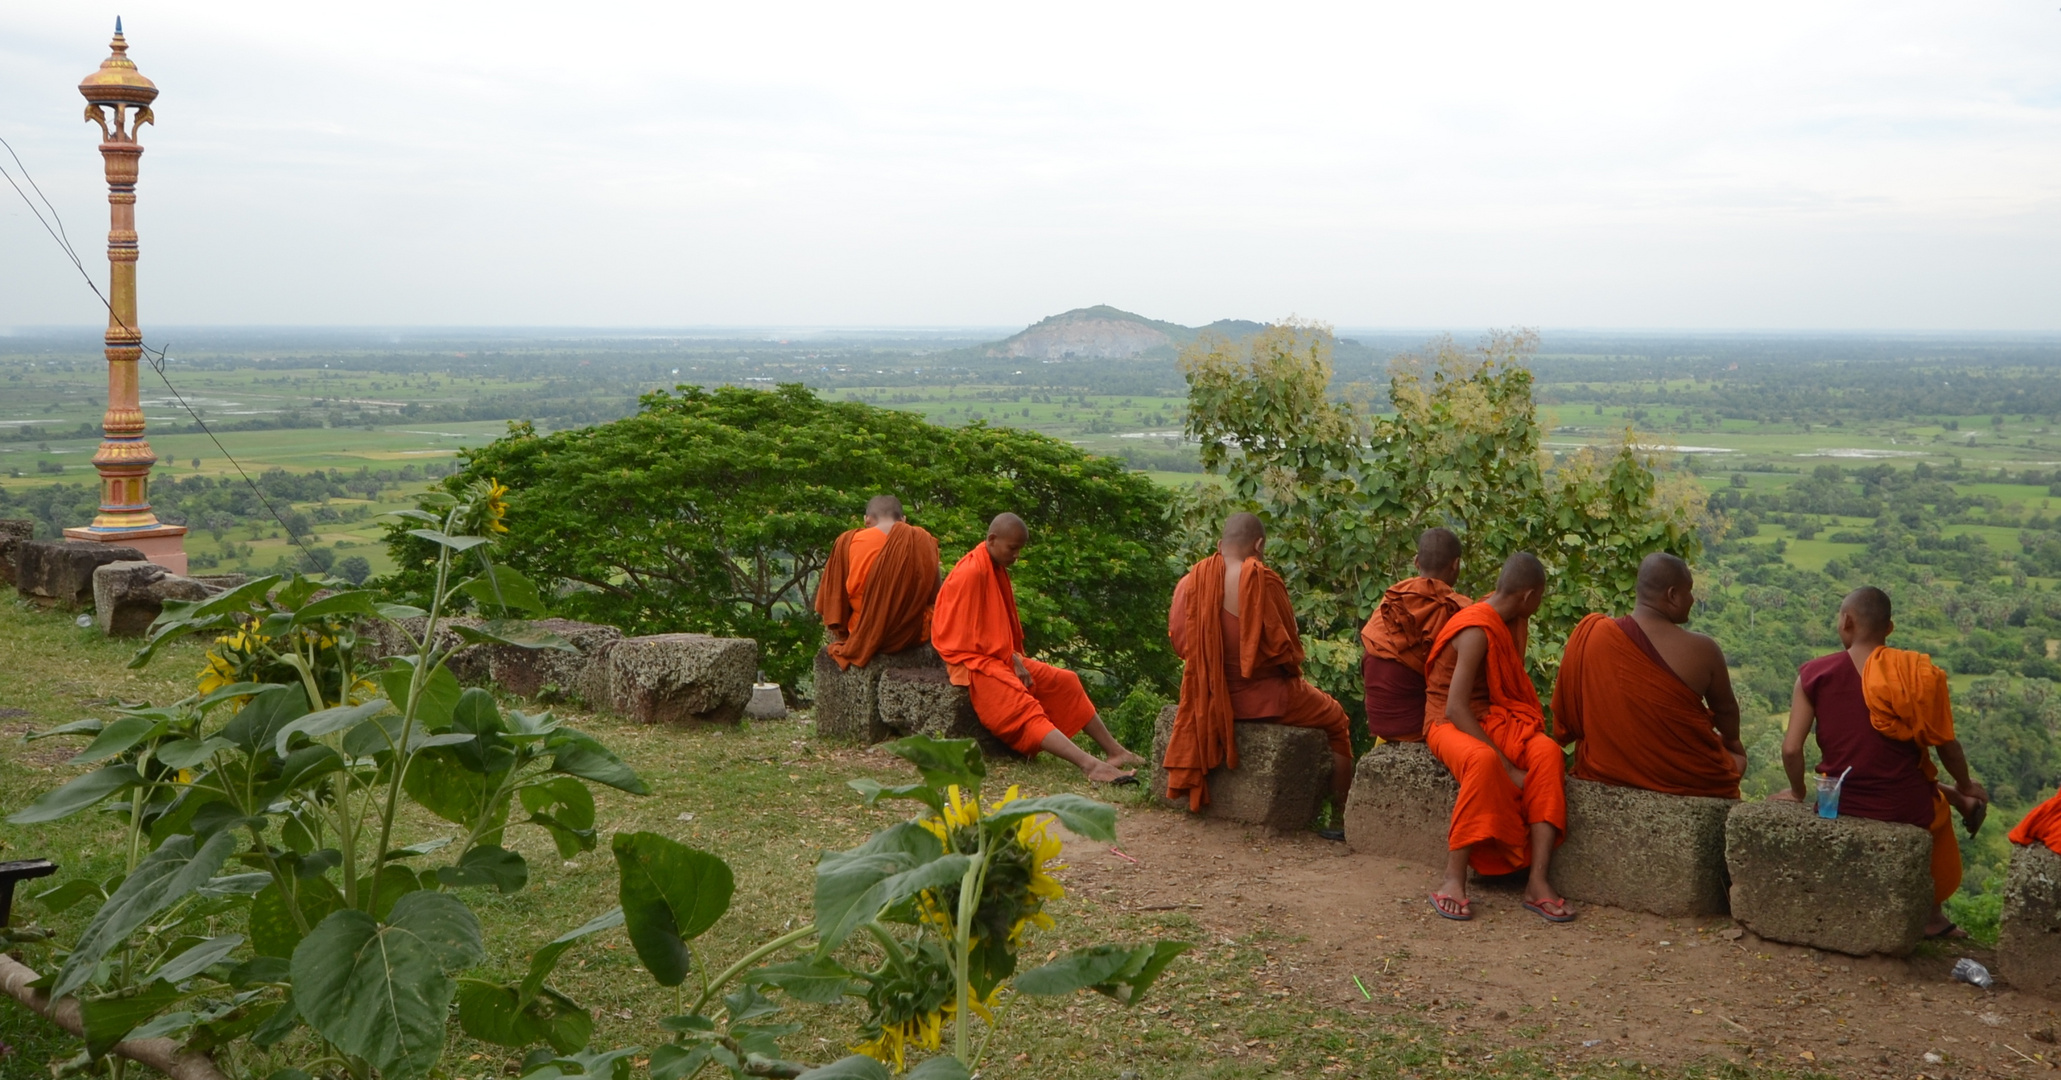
[1514, 733, 1571, 910]
[1273, 681, 1355, 802]
[1426, 723, 1527, 900]
[1924, 791, 1966, 937]
[1021, 658, 1144, 771]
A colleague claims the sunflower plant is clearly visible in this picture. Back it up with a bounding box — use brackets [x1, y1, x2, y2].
[4, 479, 652, 1080]
[618, 735, 1189, 1080]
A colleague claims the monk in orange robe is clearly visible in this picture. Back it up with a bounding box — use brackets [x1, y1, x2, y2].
[932, 513, 1145, 782]
[1423, 552, 1573, 923]
[2010, 790, 2061, 855]
[1551, 553, 1746, 798]
[816, 495, 942, 670]
[1776, 586, 1989, 937]
[1164, 513, 1354, 826]
[1362, 527, 1470, 742]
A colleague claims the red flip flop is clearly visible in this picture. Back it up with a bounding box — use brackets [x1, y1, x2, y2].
[1524, 897, 1576, 923]
[1429, 893, 1473, 921]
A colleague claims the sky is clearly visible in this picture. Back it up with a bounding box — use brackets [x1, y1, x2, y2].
[2, 2, 2058, 331]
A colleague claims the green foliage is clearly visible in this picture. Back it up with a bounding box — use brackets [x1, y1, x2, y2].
[381, 386, 1181, 695]
[1180, 325, 1706, 699]
[1100, 682, 1171, 755]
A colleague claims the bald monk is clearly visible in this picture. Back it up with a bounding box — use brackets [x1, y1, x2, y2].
[1776, 587, 1990, 938]
[816, 495, 942, 670]
[1423, 553, 1573, 923]
[1551, 553, 1746, 798]
[1165, 513, 1355, 823]
[932, 513, 1146, 783]
[1362, 528, 1471, 742]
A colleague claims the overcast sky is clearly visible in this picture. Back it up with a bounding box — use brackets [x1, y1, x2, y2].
[3, 2, 2058, 331]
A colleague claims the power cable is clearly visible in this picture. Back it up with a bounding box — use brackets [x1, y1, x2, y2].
[1, 134, 318, 565]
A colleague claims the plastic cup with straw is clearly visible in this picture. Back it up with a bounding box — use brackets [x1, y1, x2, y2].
[1817, 766, 1853, 819]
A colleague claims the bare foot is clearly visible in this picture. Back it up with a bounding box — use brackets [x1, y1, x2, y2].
[1080, 759, 1136, 784]
[1105, 749, 1148, 770]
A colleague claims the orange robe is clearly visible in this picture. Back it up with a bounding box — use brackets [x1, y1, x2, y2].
[1550, 613, 1742, 798]
[1862, 647, 1962, 904]
[1361, 577, 1470, 742]
[1423, 602, 1566, 875]
[816, 522, 942, 669]
[1163, 555, 1351, 810]
[2010, 791, 2061, 855]
[932, 543, 1096, 756]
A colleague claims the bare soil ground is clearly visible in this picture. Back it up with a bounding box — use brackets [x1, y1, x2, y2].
[1064, 807, 2061, 1078]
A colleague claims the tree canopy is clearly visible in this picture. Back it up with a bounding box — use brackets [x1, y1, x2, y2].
[386, 384, 1180, 694]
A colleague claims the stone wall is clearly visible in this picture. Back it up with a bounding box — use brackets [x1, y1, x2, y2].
[2000, 842, 2061, 997]
[16, 540, 147, 610]
[812, 645, 942, 744]
[0, 520, 34, 587]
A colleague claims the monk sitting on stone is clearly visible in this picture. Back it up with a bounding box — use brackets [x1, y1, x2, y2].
[1775, 586, 1989, 938]
[815, 495, 942, 670]
[1361, 527, 1471, 743]
[1551, 552, 1746, 798]
[1424, 552, 1574, 923]
[931, 513, 1145, 783]
[1164, 513, 1355, 833]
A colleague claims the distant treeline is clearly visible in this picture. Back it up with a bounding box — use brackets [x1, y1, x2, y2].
[0, 463, 459, 541]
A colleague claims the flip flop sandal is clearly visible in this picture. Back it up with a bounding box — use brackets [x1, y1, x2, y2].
[1925, 921, 1967, 940]
[1524, 897, 1577, 923]
[1107, 774, 1139, 787]
[1429, 893, 1473, 921]
[1965, 800, 1988, 838]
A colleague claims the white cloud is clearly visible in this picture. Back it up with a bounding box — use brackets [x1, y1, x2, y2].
[1, 1, 2056, 329]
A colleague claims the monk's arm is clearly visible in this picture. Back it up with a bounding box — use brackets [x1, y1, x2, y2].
[1701, 639, 1744, 754]
[1443, 630, 1517, 774]
[1167, 575, 1191, 655]
[1775, 677, 1813, 802]
[1934, 740, 1990, 805]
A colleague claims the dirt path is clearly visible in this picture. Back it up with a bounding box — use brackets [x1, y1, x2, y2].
[1060, 808, 2061, 1077]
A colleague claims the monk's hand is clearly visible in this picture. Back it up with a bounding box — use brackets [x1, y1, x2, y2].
[1958, 780, 1991, 807]
[1769, 788, 1801, 803]
[1014, 655, 1034, 689]
[1502, 759, 1528, 790]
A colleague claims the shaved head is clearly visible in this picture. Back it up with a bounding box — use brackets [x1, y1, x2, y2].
[865, 495, 905, 522]
[1636, 552, 1692, 601]
[1495, 552, 1546, 595]
[1221, 512, 1265, 549]
[1842, 587, 1893, 636]
[1416, 528, 1461, 572]
[988, 512, 1026, 541]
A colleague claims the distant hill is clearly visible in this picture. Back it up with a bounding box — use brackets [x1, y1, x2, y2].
[985, 305, 1264, 361]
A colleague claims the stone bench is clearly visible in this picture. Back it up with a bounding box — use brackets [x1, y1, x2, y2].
[1150, 705, 1333, 832]
[361, 616, 755, 725]
[875, 667, 1016, 758]
[1343, 741, 1458, 867]
[811, 645, 943, 744]
[604, 633, 758, 725]
[1999, 843, 2061, 998]
[16, 539, 146, 610]
[0, 520, 34, 588]
[1725, 800, 1932, 957]
[93, 560, 213, 637]
[1342, 742, 1734, 915]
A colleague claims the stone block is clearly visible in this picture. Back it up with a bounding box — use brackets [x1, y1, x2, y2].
[1551, 779, 1734, 917]
[0, 520, 34, 587]
[607, 633, 757, 725]
[876, 667, 1016, 758]
[1149, 705, 1332, 832]
[1999, 842, 2061, 998]
[1724, 800, 1932, 957]
[483, 618, 623, 703]
[746, 683, 789, 720]
[359, 616, 490, 685]
[1343, 741, 1459, 868]
[811, 645, 941, 743]
[92, 560, 213, 637]
[15, 540, 147, 610]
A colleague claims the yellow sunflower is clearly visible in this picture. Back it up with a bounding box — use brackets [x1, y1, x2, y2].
[196, 625, 270, 698]
[851, 987, 997, 1071]
[480, 478, 510, 534]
